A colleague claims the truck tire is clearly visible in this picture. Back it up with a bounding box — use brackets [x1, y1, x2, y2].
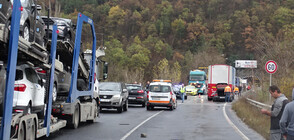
[17, 122, 25, 140]
[69, 104, 80, 129]
[88, 100, 98, 123]
[123, 100, 128, 112]
[29, 120, 36, 140]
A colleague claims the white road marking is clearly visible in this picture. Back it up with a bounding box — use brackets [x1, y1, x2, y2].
[120, 110, 163, 140]
[223, 103, 250, 140]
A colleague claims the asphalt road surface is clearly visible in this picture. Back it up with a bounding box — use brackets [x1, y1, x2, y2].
[40, 95, 265, 140]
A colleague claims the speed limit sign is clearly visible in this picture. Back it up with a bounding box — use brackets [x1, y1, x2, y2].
[265, 60, 278, 74]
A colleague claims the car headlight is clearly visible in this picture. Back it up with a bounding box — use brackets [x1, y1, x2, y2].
[112, 94, 121, 100]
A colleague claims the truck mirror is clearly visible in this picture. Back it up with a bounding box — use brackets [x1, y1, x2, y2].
[103, 62, 108, 80]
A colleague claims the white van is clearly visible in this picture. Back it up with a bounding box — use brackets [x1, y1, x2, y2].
[146, 81, 177, 110]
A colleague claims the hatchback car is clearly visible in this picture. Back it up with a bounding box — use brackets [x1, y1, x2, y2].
[0, 0, 45, 46]
[146, 82, 177, 110]
[185, 85, 198, 96]
[13, 64, 45, 116]
[99, 82, 128, 113]
[42, 17, 76, 43]
[126, 84, 146, 107]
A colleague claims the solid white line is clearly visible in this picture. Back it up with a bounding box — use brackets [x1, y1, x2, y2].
[120, 110, 163, 140]
[223, 102, 250, 140]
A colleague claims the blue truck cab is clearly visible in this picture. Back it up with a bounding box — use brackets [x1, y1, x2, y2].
[188, 70, 207, 95]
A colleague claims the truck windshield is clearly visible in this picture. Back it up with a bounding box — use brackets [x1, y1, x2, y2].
[150, 85, 171, 92]
[190, 75, 204, 81]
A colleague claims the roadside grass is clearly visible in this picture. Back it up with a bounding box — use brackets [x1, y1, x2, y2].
[232, 97, 270, 140]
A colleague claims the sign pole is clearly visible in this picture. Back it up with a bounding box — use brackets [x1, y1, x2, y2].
[270, 73, 272, 101]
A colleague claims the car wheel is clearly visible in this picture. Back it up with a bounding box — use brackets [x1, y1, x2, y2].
[142, 102, 146, 107]
[4, 20, 11, 42]
[123, 100, 128, 112]
[169, 105, 174, 111]
[22, 22, 30, 42]
[25, 103, 32, 114]
[174, 100, 177, 109]
[146, 105, 152, 111]
[52, 84, 57, 102]
[117, 105, 123, 113]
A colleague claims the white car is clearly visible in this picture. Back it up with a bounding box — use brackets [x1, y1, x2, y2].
[13, 64, 45, 115]
[146, 81, 177, 110]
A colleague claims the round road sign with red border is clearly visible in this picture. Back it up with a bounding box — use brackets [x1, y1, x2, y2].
[265, 60, 278, 74]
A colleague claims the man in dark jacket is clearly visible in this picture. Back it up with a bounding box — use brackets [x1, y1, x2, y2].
[279, 87, 294, 140]
[261, 85, 288, 140]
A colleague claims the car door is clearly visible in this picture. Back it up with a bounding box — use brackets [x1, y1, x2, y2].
[34, 5, 45, 45]
[0, 0, 12, 24]
[25, 68, 44, 107]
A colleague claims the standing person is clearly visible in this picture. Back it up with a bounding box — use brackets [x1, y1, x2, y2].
[180, 84, 186, 103]
[261, 85, 288, 140]
[145, 81, 150, 90]
[234, 86, 240, 96]
[280, 89, 294, 140]
[224, 85, 232, 102]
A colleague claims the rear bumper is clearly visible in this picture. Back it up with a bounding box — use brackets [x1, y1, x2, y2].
[147, 101, 172, 107]
[128, 99, 145, 104]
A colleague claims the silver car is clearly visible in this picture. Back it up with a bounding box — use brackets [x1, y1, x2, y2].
[99, 82, 128, 113]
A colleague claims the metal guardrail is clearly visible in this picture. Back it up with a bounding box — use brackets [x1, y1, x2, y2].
[246, 98, 271, 109]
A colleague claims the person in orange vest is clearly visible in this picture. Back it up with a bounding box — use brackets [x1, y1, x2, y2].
[234, 86, 240, 96]
[224, 85, 232, 102]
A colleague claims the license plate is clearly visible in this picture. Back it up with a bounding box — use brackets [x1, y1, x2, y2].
[152, 98, 160, 100]
[100, 99, 110, 102]
[220, 97, 225, 99]
[129, 97, 136, 99]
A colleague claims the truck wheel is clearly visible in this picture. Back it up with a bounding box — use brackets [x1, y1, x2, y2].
[70, 104, 80, 129]
[17, 122, 25, 140]
[123, 100, 128, 112]
[88, 100, 98, 123]
[117, 105, 123, 113]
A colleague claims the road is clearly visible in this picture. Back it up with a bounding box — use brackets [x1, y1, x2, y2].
[40, 96, 264, 140]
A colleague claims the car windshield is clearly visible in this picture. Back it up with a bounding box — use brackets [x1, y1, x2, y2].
[99, 83, 120, 91]
[190, 75, 205, 81]
[150, 85, 171, 92]
[54, 19, 67, 26]
[126, 85, 141, 90]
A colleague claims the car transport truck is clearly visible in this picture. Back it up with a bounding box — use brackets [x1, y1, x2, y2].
[0, 2, 105, 139]
[207, 65, 235, 101]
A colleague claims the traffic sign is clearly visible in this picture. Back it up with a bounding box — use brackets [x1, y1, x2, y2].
[265, 60, 278, 74]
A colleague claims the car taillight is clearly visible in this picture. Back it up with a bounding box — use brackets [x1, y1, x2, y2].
[170, 91, 172, 96]
[147, 91, 149, 98]
[20, 6, 23, 11]
[94, 73, 96, 83]
[14, 84, 26, 92]
[137, 90, 144, 94]
[35, 68, 46, 74]
[57, 30, 59, 34]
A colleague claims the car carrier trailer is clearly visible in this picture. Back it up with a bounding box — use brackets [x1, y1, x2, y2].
[0, 1, 102, 139]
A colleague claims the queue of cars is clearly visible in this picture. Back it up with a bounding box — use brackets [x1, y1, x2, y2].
[98, 80, 178, 112]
